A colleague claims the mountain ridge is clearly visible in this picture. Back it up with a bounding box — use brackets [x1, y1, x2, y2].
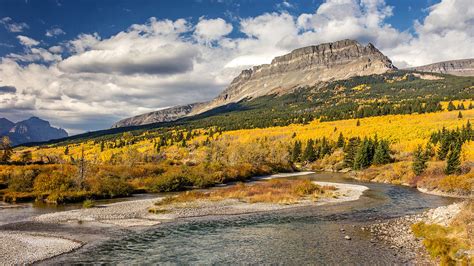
[0, 116, 68, 146]
[407, 58, 474, 76]
[112, 39, 396, 128]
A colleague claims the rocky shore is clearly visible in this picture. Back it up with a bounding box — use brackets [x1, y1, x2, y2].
[367, 202, 465, 264]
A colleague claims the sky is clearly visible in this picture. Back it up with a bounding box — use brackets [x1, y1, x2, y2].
[0, 0, 473, 134]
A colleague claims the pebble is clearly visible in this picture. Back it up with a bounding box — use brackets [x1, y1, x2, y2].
[344, 235, 351, 240]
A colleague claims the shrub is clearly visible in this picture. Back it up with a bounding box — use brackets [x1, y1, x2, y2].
[87, 174, 133, 198]
[83, 199, 95, 208]
[150, 173, 190, 192]
[8, 169, 36, 192]
[33, 171, 75, 194]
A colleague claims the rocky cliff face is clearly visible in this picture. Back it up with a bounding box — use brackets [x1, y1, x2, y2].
[112, 103, 206, 128]
[1, 117, 68, 145]
[408, 59, 474, 76]
[191, 39, 395, 114]
[112, 39, 396, 127]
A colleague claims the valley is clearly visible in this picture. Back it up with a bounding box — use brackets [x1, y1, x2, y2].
[0, 39, 473, 265]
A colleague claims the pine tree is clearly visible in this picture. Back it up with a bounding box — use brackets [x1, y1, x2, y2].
[445, 142, 461, 175]
[373, 140, 391, 165]
[291, 141, 302, 162]
[344, 137, 359, 168]
[447, 101, 455, 111]
[437, 135, 450, 160]
[64, 146, 69, 155]
[353, 138, 371, 170]
[458, 111, 463, 119]
[302, 139, 316, 162]
[100, 142, 105, 152]
[356, 120, 361, 126]
[337, 132, 345, 148]
[412, 144, 428, 175]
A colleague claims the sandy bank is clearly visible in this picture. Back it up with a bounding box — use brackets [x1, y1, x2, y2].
[0, 231, 82, 265]
[151, 181, 369, 220]
[33, 198, 163, 227]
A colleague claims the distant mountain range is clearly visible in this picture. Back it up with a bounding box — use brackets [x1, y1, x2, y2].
[113, 39, 396, 128]
[407, 59, 474, 77]
[0, 117, 68, 146]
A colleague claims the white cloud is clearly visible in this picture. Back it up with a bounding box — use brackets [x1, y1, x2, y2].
[0, 0, 473, 133]
[48, 45, 63, 53]
[45, 27, 66, 37]
[16, 35, 40, 47]
[0, 17, 29, 32]
[194, 17, 233, 43]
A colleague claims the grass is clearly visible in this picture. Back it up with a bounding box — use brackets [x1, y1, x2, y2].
[154, 179, 336, 207]
[82, 199, 95, 208]
[412, 201, 474, 265]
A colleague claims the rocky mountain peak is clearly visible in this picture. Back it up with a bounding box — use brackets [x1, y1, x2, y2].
[1, 117, 68, 146]
[192, 39, 395, 114]
[112, 39, 397, 127]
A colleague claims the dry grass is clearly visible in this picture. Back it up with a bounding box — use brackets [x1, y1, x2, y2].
[155, 179, 336, 206]
[412, 201, 474, 265]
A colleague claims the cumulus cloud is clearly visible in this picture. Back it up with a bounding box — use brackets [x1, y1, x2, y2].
[0, 0, 473, 133]
[0, 17, 29, 32]
[194, 17, 233, 43]
[45, 27, 66, 37]
[16, 35, 40, 47]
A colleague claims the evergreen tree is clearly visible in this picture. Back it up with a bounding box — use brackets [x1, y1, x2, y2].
[356, 120, 361, 126]
[291, 141, 302, 162]
[458, 111, 463, 119]
[373, 140, 391, 165]
[412, 144, 428, 175]
[100, 142, 105, 152]
[344, 137, 359, 168]
[445, 142, 461, 175]
[337, 132, 345, 148]
[353, 138, 372, 170]
[302, 139, 316, 162]
[425, 142, 435, 158]
[447, 101, 455, 111]
[437, 135, 450, 160]
[64, 146, 69, 155]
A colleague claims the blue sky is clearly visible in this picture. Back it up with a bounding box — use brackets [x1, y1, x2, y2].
[0, 0, 437, 60]
[0, 0, 472, 134]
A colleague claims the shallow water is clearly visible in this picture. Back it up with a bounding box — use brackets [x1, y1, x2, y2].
[52, 172, 457, 264]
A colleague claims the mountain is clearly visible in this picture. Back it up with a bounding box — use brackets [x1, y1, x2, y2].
[113, 103, 206, 128]
[112, 39, 396, 128]
[408, 59, 474, 76]
[0, 118, 14, 135]
[1, 117, 68, 146]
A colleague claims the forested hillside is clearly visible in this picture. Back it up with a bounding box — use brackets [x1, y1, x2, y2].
[0, 70, 472, 204]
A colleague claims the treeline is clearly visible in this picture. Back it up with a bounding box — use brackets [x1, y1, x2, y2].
[417, 121, 473, 175]
[290, 134, 392, 170]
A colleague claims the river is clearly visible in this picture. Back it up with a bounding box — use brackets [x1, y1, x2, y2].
[24, 172, 454, 264]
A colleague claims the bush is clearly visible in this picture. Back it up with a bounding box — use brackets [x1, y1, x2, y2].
[33, 171, 75, 194]
[412, 222, 467, 265]
[83, 199, 95, 208]
[87, 173, 133, 198]
[8, 169, 37, 192]
[150, 173, 190, 192]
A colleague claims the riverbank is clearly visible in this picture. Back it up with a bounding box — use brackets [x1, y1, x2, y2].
[0, 172, 368, 264]
[368, 201, 470, 264]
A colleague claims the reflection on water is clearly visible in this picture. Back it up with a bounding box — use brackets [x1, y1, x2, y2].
[53, 173, 457, 264]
